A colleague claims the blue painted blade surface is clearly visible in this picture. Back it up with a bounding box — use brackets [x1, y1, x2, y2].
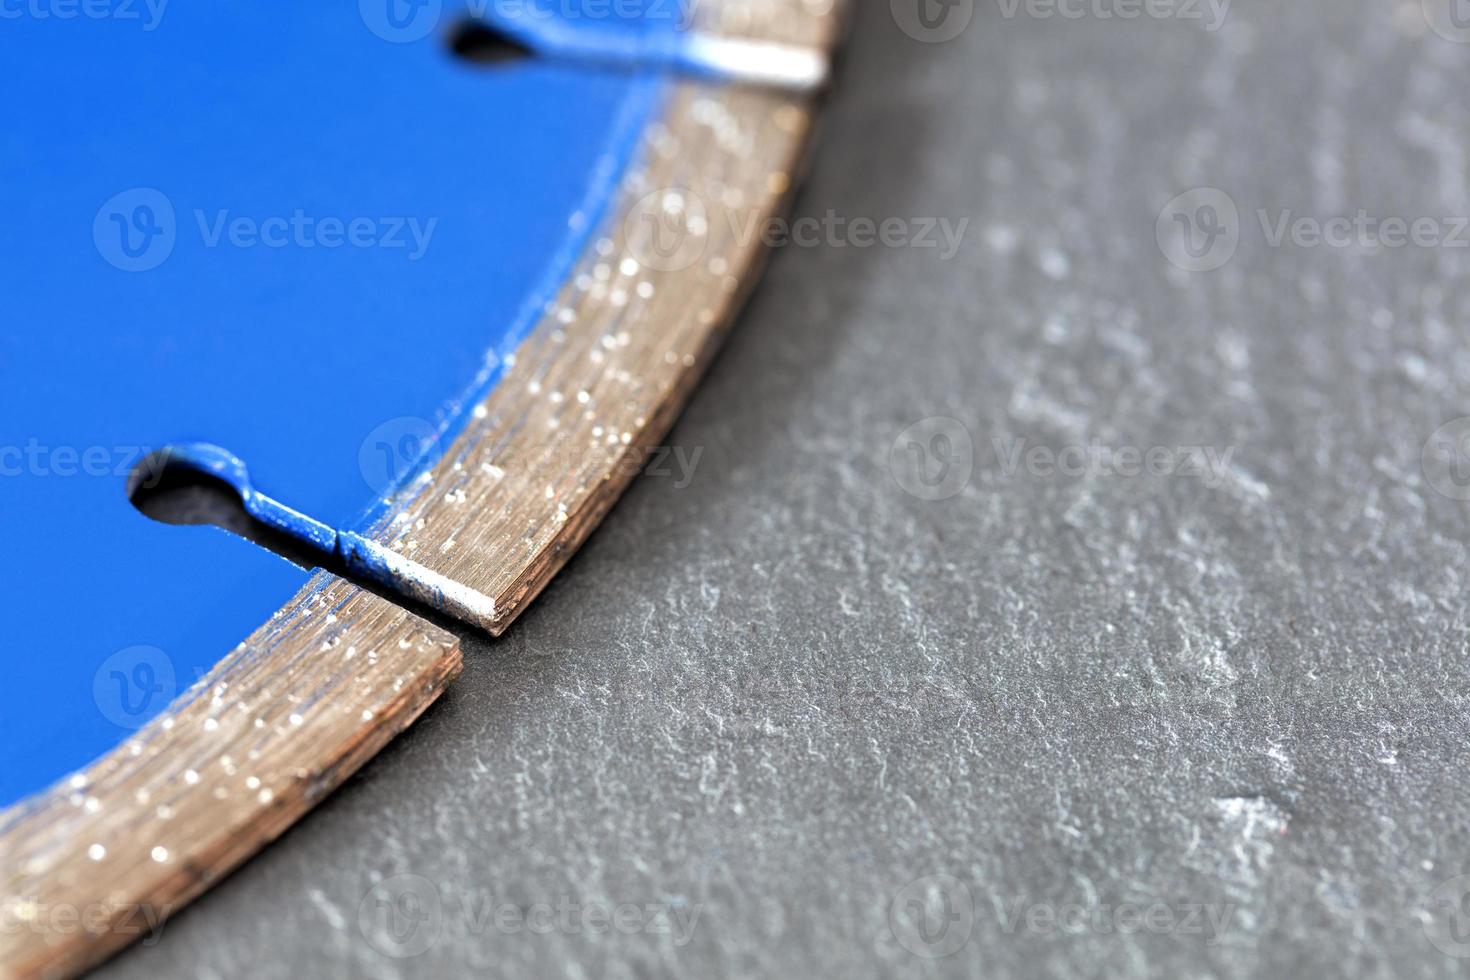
[0, 3, 663, 806]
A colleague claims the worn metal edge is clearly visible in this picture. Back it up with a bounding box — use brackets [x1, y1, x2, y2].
[367, 77, 827, 636]
[0, 576, 462, 979]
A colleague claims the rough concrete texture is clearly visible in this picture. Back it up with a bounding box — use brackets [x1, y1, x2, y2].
[102, 1, 1470, 977]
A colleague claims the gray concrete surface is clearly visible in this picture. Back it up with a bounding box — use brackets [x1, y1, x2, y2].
[102, 1, 1470, 976]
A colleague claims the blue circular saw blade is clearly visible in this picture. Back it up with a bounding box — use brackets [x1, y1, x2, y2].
[0, 2, 669, 806]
